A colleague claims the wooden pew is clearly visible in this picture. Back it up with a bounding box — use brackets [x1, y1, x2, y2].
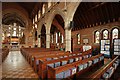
[38, 49, 92, 79]
[87, 56, 119, 80]
[20, 48, 57, 60]
[47, 54, 104, 80]
[2, 48, 9, 62]
[33, 51, 70, 72]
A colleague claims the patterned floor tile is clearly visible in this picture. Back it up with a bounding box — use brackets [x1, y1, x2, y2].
[1, 51, 39, 79]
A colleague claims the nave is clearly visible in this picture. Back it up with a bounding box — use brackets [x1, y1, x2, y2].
[2, 51, 38, 79]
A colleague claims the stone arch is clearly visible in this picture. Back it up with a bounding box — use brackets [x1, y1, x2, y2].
[65, 2, 80, 27]
[46, 8, 65, 30]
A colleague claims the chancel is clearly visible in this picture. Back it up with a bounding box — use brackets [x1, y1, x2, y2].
[1, 1, 120, 80]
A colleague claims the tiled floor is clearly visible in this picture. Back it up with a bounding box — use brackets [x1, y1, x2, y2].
[2, 51, 39, 79]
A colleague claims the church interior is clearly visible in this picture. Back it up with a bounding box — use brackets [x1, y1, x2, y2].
[1, 1, 120, 80]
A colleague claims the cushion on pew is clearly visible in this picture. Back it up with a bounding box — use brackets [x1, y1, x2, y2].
[106, 67, 114, 77]
[88, 61, 92, 66]
[75, 58, 79, 61]
[83, 63, 88, 69]
[70, 67, 77, 75]
[102, 73, 109, 79]
[64, 56, 68, 58]
[78, 64, 84, 71]
[113, 63, 118, 69]
[54, 62, 60, 68]
[46, 58, 52, 61]
[47, 63, 54, 68]
[93, 59, 97, 64]
[89, 54, 92, 58]
[86, 55, 89, 58]
[73, 54, 76, 56]
[96, 58, 99, 63]
[53, 57, 58, 60]
[83, 56, 86, 59]
[63, 69, 71, 78]
[59, 56, 63, 58]
[61, 61, 68, 66]
[79, 57, 82, 60]
[36, 60, 39, 65]
[68, 59, 74, 63]
[56, 72, 64, 79]
[100, 56, 104, 61]
[69, 55, 72, 57]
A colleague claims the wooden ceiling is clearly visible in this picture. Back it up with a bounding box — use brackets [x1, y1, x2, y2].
[73, 2, 120, 31]
[17, 2, 37, 16]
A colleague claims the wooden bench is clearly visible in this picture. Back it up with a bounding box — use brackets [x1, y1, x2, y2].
[47, 54, 104, 80]
[20, 48, 59, 63]
[21, 48, 57, 60]
[2, 48, 9, 62]
[38, 49, 92, 79]
[33, 51, 71, 72]
[87, 56, 119, 80]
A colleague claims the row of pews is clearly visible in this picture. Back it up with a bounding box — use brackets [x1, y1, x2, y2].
[2, 47, 9, 62]
[20, 47, 120, 80]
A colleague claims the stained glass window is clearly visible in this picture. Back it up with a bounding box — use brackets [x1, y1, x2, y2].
[103, 30, 109, 39]
[38, 10, 41, 19]
[77, 34, 80, 44]
[95, 31, 100, 43]
[42, 4, 45, 14]
[112, 28, 118, 40]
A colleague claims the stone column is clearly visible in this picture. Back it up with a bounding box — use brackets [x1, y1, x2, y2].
[37, 33, 41, 47]
[46, 33, 50, 48]
[65, 28, 71, 52]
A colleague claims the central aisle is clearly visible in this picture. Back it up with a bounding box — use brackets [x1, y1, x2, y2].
[2, 51, 39, 79]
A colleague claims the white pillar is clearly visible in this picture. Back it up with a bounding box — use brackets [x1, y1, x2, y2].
[46, 33, 50, 48]
[38, 33, 41, 47]
[65, 28, 71, 52]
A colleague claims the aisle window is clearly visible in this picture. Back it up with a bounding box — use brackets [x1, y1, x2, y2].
[112, 28, 119, 40]
[103, 30, 109, 39]
[61, 35, 64, 43]
[42, 4, 46, 14]
[56, 32, 58, 43]
[51, 34, 54, 43]
[35, 14, 37, 22]
[33, 18, 34, 24]
[48, 2, 51, 8]
[95, 31, 100, 43]
[38, 10, 41, 19]
[77, 34, 80, 44]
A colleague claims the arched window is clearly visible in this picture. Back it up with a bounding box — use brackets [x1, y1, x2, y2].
[2, 33, 5, 41]
[112, 28, 119, 40]
[35, 24, 37, 29]
[48, 2, 51, 8]
[51, 34, 54, 43]
[35, 14, 37, 22]
[38, 10, 41, 19]
[61, 35, 64, 43]
[33, 18, 34, 24]
[56, 32, 58, 43]
[42, 4, 46, 14]
[77, 34, 80, 44]
[95, 31, 100, 43]
[103, 30, 109, 39]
